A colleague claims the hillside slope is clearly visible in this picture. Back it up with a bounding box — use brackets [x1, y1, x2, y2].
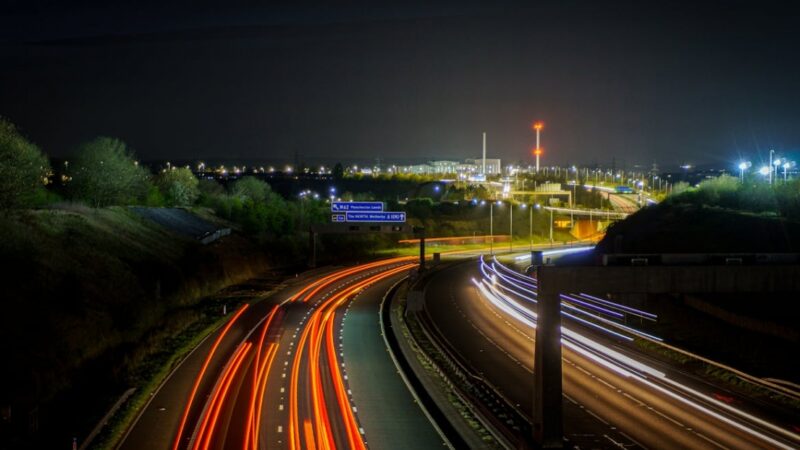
[0, 205, 268, 448]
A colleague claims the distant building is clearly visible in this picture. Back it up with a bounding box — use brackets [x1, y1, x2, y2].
[465, 158, 502, 175]
[428, 160, 460, 174]
[396, 157, 501, 177]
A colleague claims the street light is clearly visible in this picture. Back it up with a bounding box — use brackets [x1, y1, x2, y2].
[488, 200, 502, 255]
[521, 203, 535, 251]
[772, 157, 782, 185]
[769, 149, 775, 184]
[783, 161, 795, 182]
[509, 201, 513, 253]
[738, 161, 751, 183]
[758, 166, 771, 177]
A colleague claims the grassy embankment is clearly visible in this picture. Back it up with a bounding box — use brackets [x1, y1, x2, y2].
[0, 204, 269, 449]
[597, 202, 800, 253]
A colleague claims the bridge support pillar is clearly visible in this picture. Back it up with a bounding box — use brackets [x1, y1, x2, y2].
[533, 275, 564, 449]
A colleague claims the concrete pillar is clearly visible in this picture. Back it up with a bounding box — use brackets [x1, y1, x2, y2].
[533, 271, 563, 448]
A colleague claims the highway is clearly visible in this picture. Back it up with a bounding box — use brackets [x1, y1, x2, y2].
[423, 256, 800, 449]
[607, 192, 640, 214]
[121, 257, 445, 450]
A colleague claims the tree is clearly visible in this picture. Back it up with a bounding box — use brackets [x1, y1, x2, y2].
[154, 167, 199, 206]
[68, 137, 150, 207]
[231, 176, 270, 203]
[0, 117, 50, 209]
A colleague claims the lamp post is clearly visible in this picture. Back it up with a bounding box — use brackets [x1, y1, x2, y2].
[738, 162, 750, 183]
[769, 149, 775, 184]
[489, 200, 494, 255]
[773, 157, 782, 185]
[509, 201, 513, 253]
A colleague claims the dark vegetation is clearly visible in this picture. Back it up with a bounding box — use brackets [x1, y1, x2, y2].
[597, 175, 800, 253]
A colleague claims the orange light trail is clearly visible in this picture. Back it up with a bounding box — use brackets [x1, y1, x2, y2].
[193, 341, 252, 450]
[310, 315, 336, 450]
[250, 343, 277, 450]
[289, 260, 415, 450]
[322, 265, 413, 450]
[172, 304, 249, 450]
[397, 235, 509, 244]
[288, 257, 414, 303]
[244, 306, 279, 450]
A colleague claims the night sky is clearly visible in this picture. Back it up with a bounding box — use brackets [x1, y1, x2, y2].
[1, 1, 798, 168]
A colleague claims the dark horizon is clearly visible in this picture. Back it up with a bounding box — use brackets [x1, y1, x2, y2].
[2, 1, 798, 169]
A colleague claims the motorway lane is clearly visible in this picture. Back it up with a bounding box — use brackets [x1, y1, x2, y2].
[340, 274, 447, 450]
[425, 260, 799, 449]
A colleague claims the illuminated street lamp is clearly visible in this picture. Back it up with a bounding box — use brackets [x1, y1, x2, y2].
[758, 166, 771, 177]
[738, 161, 751, 183]
[521, 203, 535, 251]
[769, 149, 775, 184]
[772, 157, 782, 185]
[509, 201, 513, 253]
[488, 200, 495, 255]
[783, 161, 795, 182]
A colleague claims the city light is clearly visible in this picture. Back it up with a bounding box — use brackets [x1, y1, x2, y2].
[758, 166, 771, 176]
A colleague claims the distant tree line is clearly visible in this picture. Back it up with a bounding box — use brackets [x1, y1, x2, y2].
[0, 117, 334, 240]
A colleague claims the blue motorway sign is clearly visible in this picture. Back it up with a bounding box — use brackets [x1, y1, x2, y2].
[331, 201, 384, 212]
[345, 212, 406, 223]
[331, 214, 346, 222]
